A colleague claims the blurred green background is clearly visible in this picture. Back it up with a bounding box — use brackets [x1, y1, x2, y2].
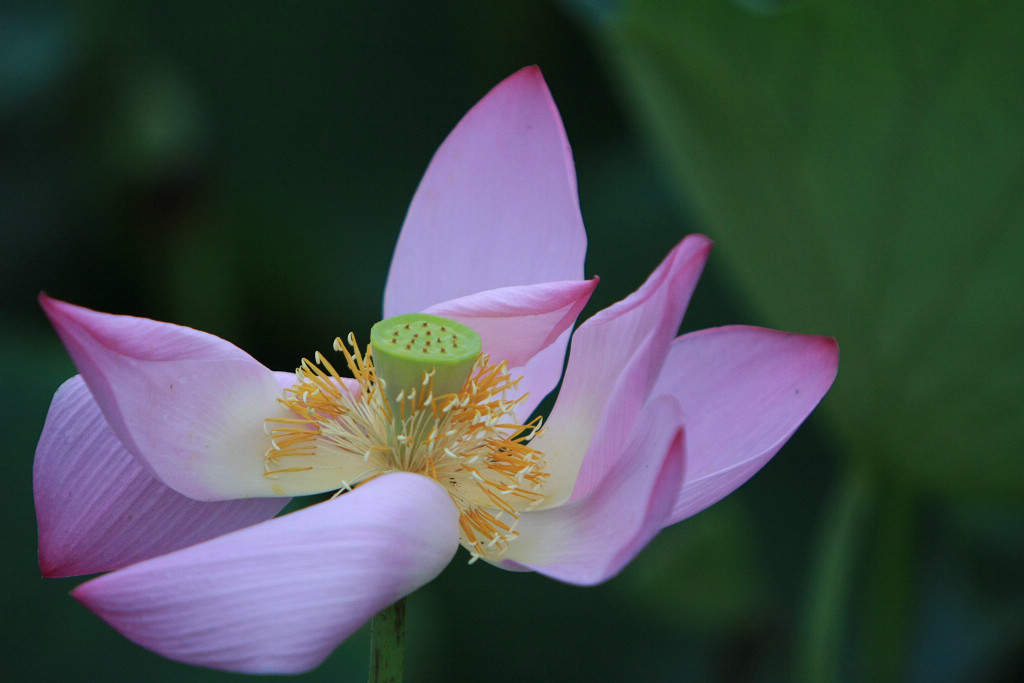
[3, 0, 1022, 680]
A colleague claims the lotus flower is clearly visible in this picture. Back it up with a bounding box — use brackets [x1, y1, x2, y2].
[34, 67, 839, 674]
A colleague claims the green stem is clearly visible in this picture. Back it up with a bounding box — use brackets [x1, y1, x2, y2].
[367, 598, 406, 683]
[797, 466, 873, 682]
[863, 485, 915, 682]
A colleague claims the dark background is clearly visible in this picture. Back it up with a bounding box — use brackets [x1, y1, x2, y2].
[3, 1, 1021, 681]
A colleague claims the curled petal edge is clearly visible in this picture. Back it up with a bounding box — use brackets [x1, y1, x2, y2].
[653, 326, 839, 525]
[532, 235, 711, 506]
[73, 473, 460, 674]
[425, 278, 597, 418]
[35, 376, 287, 577]
[38, 295, 325, 500]
[496, 397, 685, 585]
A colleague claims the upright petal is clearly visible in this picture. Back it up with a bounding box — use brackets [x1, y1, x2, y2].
[425, 278, 597, 417]
[384, 66, 587, 317]
[35, 376, 287, 577]
[39, 295, 326, 500]
[73, 473, 460, 674]
[532, 235, 712, 505]
[653, 326, 839, 524]
[497, 397, 685, 585]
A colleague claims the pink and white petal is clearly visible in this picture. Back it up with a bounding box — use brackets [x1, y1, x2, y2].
[39, 295, 316, 500]
[496, 397, 685, 585]
[384, 66, 587, 317]
[512, 328, 573, 422]
[35, 376, 287, 577]
[425, 278, 597, 417]
[273, 370, 300, 393]
[425, 280, 596, 369]
[653, 326, 839, 525]
[73, 473, 460, 674]
[532, 235, 712, 505]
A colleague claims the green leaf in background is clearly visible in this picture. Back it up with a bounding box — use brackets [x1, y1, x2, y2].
[582, 0, 1024, 497]
[616, 496, 771, 636]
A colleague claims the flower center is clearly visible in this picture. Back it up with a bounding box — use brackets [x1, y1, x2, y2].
[369, 313, 482, 413]
[264, 314, 547, 562]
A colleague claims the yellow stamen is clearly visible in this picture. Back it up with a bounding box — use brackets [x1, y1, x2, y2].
[264, 334, 547, 561]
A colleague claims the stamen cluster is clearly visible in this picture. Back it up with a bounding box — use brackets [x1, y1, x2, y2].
[265, 335, 547, 561]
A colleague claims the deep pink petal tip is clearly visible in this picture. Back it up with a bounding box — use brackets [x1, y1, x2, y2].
[656, 326, 839, 525]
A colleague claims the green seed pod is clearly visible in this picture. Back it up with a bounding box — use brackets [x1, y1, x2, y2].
[369, 313, 482, 411]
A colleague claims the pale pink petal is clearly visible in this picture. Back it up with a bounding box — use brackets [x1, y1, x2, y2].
[496, 397, 685, 585]
[425, 280, 596, 368]
[425, 278, 597, 417]
[531, 235, 712, 505]
[273, 370, 299, 393]
[384, 66, 587, 317]
[35, 376, 287, 577]
[39, 295, 327, 500]
[73, 473, 460, 674]
[654, 326, 839, 525]
[513, 328, 573, 423]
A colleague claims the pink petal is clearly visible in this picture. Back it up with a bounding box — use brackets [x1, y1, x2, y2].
[496, 397, 685, 585]
[425, 280, 596, 368]
[533, 235, 712, 505]
[425, 278, 597, 417]
[35, 376, 287, 577]
[654, 326, 839, 525]
[512, 328, 573, 423]
[72, 473, 460, 674]
[39, 295, 324, 500]
[384, 66, 587, 317]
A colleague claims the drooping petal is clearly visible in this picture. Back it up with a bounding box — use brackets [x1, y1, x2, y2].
[35, 376, 287, 577]
[496, 397, 685, 585]
[425, 278, 597, 417]
[39, 295, 328, 500]
[384, 66, 587, 318]
[532, 235, 712, 505]
[653, 326, 839, 524]
[73, 473, 460, 674]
